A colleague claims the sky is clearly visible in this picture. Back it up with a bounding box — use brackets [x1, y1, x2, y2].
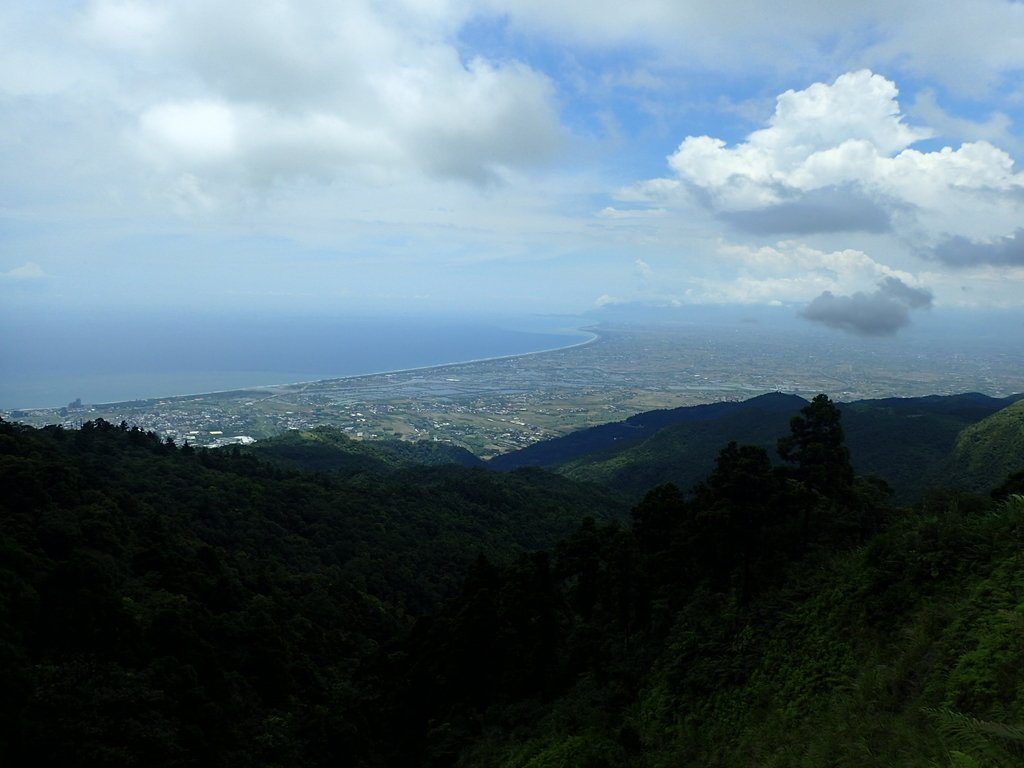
[3, 1, 1024, 337]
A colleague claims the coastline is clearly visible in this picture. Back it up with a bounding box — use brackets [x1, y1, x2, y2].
[7, 326, 601, 413]
[10, 318, 1023, 456]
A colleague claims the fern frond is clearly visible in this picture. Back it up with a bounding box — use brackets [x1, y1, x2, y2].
[925, 708, 1024, 768]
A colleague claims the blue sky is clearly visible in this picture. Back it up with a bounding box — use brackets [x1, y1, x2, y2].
[3, 1, 1024, 336]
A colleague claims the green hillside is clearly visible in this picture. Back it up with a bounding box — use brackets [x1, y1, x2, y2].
[942, 398, 1024, 493]
[550, 393, 1021, 503]
[840, 395, 1017, 502]
[394, 398, 1024, 767]
[244, 424, 484, 474]
[0, 417, 626, 766]
[4, 399, 1024, 767]
[440, 493, 1024, 768]
[558, 401, 796, 495]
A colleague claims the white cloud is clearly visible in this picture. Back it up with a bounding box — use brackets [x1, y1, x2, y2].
[666, 70, 930, 208]
[94, 1, 564, 186]
[718, 241, 902, 282]
[484, 0, 1024, 96]
[138, 100, 239, 165]
[700, 240, 921, 305]
[635, 71, 1024, 251]
[82, 0, 168, 52]
[2, 1, 1024, 318]
[1, 262, 48, 280]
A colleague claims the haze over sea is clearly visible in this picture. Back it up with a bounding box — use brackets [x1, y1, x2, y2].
[1, 310, 586, 410]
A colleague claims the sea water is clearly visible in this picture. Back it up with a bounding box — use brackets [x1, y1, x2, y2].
[1, 310, 589, 409]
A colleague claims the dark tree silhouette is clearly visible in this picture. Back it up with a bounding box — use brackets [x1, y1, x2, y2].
[777, 393, 854, 498]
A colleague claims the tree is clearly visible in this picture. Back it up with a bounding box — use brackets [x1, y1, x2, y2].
[777, 394, 853, 499]
[631, 484, 686, 557]
[693, 442, 780, 600]
[703, 441, 775, 513]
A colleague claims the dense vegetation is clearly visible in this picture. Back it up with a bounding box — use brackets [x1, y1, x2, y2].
[3, 393, 1024, 766]
[0, 417, 625, 765]
[243, 424, 485, 474]
[941, 398, 1024, 494]
[488, 393, 809, 473]
[497, 392, 1023, 504]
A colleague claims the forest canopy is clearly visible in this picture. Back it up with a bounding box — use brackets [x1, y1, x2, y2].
[2, 396, 1024, 767]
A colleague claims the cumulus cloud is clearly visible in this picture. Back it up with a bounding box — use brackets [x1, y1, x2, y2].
[673, 240, 928, 309]
[930, 229, 1024, 266]
[718, 185, 894, 235]
[635, 70, 1024, 244]
[717, 241, 913, 292]
[88, 0, 564, 185]
[4, 2, 1024, 317]
[801, 276, 933, 336]
[876, 275, 933, 308]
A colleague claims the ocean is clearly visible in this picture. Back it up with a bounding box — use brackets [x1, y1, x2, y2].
[1, 311, 590, 410]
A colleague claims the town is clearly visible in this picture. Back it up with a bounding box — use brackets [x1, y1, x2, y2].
[6, 322, 1022, 458]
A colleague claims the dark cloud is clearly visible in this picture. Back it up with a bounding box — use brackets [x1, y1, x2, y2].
[718, 186, 894, 235]
[929, 229, 1024, 266]
[801, 276, 933, 336]
[876, 275, 932, 308]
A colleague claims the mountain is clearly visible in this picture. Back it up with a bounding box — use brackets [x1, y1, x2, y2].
[390, 396, 1024, 767]
[6, 398, 1024, 767]
[0, 417, 627, 765]
[939, 398, 1024, 493]
[841, 392, 1023, 501]
[557, 393, 803, 496]
[244, 424, 484, 474]
[495, 391, 1023, 503]
[488, 392, 808, 472]
[420, 493, 1024, 768]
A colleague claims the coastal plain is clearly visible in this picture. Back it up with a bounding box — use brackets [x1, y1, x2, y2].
[6, 322, 1022, 458]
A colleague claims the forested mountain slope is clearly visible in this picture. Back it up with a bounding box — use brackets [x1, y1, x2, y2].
[488, 392, 808, 471]
[517, 392, 1022, 503]
[397, 397, 1024, 767]
[427, 492, 1024, 768]
[939, 398, 1024, 493]
[556, 397, 799, 497]
[4, 397, 1024, 767]
[243, 424, 485, 473]
[842, 393, 1024, 501]
[0, 417, 626, 766]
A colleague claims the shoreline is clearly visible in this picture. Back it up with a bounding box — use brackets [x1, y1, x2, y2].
[7, 327, 602, 413]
